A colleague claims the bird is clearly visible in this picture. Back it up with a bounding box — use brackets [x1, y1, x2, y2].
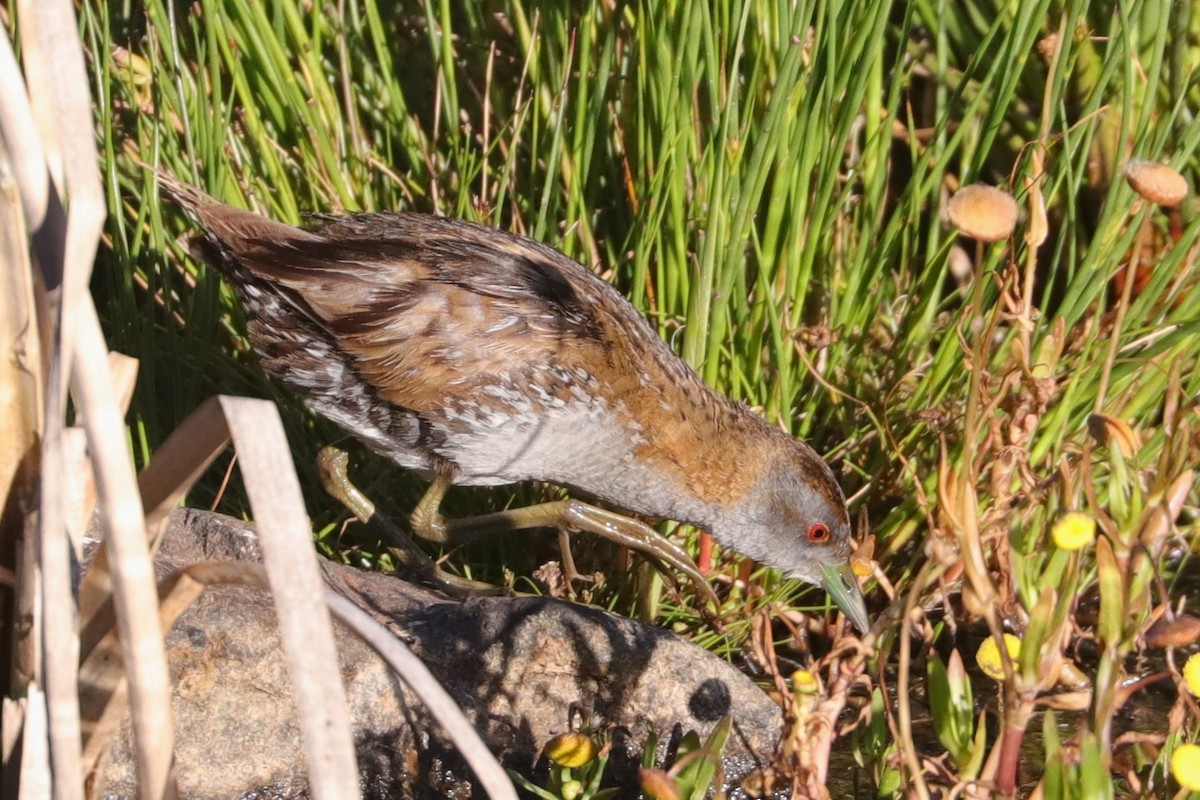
[159, 173, 869, 632]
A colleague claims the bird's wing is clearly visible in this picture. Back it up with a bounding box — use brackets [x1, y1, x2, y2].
[197, 209, 622, 414]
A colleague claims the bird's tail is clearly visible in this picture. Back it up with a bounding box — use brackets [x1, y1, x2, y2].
[150, 168, 320, 263]
[152, 168, 216, 218]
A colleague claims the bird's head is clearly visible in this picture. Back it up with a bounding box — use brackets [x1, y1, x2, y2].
[717, 437, 869, 632]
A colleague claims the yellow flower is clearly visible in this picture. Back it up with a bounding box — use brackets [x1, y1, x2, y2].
[544, 732, 596, 769]
[976, 634, 1022, 680]
[1051, 512, 1096, 551]
[1172, 743, 1200, 792]
[1184, 653, 1200, 698]
[792, 669, 819, 695]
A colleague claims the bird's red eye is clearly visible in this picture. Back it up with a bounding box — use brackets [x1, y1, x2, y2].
[807, 522, 830, 543]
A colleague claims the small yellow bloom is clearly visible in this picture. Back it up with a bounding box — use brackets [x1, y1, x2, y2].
[976, 634, 1022, 680]
[561, 779, 584, 800]
[1184, 653, 1200, 698]
[544, 732, 596, 769]
[792, 669, 819, 695]
[1051, 512, 1096, 551]
[1172, 743, 1200, 792]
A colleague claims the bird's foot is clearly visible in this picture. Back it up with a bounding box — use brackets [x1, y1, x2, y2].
[551, 528, 608, 601]
[316, 444, 497, 598]
[410, 475, 452, 543]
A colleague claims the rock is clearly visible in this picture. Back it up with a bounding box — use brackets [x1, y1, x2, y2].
[96, 509, 783, 798]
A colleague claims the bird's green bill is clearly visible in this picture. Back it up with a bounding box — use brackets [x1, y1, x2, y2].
[821, 562, 870, 633]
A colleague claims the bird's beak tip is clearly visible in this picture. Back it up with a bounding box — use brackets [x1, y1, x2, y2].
[820, 562, 870, 633]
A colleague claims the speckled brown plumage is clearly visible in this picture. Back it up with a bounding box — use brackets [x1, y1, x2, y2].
[161, 175, 865, 624]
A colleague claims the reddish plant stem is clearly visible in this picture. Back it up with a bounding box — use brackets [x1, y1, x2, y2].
[996, 699, 1034, 795]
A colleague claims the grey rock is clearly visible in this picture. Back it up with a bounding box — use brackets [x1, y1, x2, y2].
[97, 509, 783, 798]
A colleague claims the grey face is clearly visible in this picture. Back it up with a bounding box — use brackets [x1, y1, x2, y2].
[716, 445, 868, 631]
[758, 450, 852, 575]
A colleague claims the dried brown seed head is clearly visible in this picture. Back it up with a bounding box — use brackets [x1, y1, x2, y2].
[1037, 32, 1060, 60]
[1144, 613, 1200, 649]
[1086, 412, 1141, 458]
[1125, 160, 1188, 207]
[947, 183, 1018, 242]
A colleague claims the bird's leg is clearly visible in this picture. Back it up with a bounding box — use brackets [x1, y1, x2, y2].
[319, 444, 718, 611]
[412, 477, 592, 597]
[444, 500, 720, 611]
[409, 475, 452, 544]
[316, 445, 498, 596]
[555, 527, 590, 592]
